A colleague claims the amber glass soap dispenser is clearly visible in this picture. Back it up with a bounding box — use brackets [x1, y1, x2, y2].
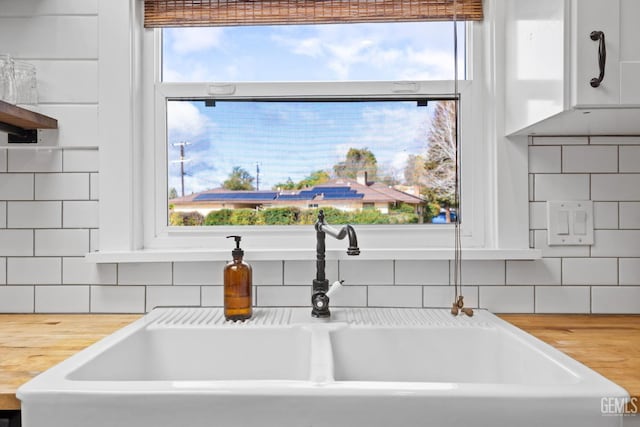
[224, 235, 252, 321]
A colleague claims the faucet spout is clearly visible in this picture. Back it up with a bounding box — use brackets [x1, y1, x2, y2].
[312, 210, 360, 318]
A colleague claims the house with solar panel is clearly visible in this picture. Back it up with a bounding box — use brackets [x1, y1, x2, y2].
[170, 174, 425, 217]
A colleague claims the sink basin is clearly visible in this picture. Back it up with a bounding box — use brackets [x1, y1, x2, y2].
[68, 327, 311, 381]
[330, 327, 578, 384]
[18, 307, 630, 427]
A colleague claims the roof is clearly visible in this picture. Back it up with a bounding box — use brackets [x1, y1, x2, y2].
[171, 179, 424, 206]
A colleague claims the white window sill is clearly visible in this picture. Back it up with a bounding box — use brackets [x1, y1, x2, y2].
[85, 248, 542, 263]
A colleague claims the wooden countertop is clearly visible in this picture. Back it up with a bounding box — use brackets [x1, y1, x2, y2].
[0, 313, 639, 411]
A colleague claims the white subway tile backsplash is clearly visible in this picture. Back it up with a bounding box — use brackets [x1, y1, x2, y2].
[562, 258, 618, 285]
[0, 230, 33, 256]
[118, 262, 172, 285]
[562, 146, 618, 173]
[201, 286, 224, 306]
[591, 175, 640, 201]
[529, 146, 561, 173]
[63, 201, 98, 228]
[250, 261, 283, 285]
[0, 150, 7, 172]
[35, 285, 89, 313]
[90, 286, 145, 313]
[173, 261, 224, 285]
[63, 149, 99, 172]
[8, 150, 62, 173]
[90, 173, 99, 200]
[146, 286, 200, 311]
[479, 286, 534, 313]
[534, 174, 590, 201]
[395, 260, 449, 285]
[591, 230, 640, 257]
[284, 260, 338, 285]
[62, 258, 116, 285]
[329, 285, 367, 307]
[455, 260, 505, 286]
[7, 257, 61, 285]
[368, 286, 421, 308]
[89, 228, 98, 252]
[506, 258, 561, 285]
[423, 286, 478, 308]
[340, 260, 393, 285]
[257, 286, 308, 307]
[0, 201, 6, 228]
[531, 136, 588, 145]
[35, 173, 89, 200]
[529, 202, 547, 229]
[7, 201, 61, 228]
[0, 174, 34, 200]
[593, 202, 619, 229]
[590, 136, 640, 145]
[619, 146, 640, 172]
[535, 286, 590, 313]
[619, 259, 640, 285]
[35, 229, 89, 256]
[592, 287, 640, 313]
[620, 202, 640, 229]
[0, 286, 34, 313]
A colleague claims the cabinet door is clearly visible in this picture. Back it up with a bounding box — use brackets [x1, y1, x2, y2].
[572, 0, 620, 107]
[619, 0, 640, 104]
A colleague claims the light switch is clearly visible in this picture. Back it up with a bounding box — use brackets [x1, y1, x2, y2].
[547, 201, 594, 245]
[574, 211, 587, 235]
[557, 210, 570, 235]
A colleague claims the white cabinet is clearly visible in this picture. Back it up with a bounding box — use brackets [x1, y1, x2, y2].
[505, 0, 640, 135]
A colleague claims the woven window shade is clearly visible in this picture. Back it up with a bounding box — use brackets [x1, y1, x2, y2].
[144, 0, 483, 28]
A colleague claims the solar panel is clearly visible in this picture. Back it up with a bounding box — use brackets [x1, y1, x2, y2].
[323, 194, 364, 200]
[194, 192, 277, 201]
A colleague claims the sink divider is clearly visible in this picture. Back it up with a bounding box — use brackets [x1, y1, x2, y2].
[307, 326, 335, 384]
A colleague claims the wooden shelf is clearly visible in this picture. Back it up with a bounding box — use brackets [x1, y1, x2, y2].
[0, 100, 57, 129]
[0, 100, 57, 143]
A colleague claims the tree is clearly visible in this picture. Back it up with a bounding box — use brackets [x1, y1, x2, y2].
[168, 187, 178, 199]
[272, 170, 330, 191]
[298, 170, 330, 188]
[222, 166, 255, 191]
[273, 177, 296, 190]
[404, 154, 427, 186]
[423, 101, 457, 207]
[333, 148, 378, 180]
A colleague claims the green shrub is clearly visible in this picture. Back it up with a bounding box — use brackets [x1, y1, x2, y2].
[230, 209, 259, 225]
[351, 209, 390, 224]
[205, 209, 233, 225]
[170, 211, 204, 226]
[262, 207, 300, 225]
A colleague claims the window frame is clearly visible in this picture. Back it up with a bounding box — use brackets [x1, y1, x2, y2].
[148, 22, 483, 252]
[93, 0, 537, 262]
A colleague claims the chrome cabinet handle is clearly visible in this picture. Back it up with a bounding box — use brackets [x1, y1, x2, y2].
[589, 30, 606, 88]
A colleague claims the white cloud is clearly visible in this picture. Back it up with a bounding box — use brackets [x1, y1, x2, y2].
[167, 101, 213, 143]
[169, 27, 225, 55]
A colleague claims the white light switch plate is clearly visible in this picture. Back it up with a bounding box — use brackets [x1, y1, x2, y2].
[547, 201, 594, 245]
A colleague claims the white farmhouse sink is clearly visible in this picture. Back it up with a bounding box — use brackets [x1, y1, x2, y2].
[18, 307, 630, 427]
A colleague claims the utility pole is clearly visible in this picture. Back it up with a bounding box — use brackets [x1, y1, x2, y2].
[256, 162, 261, 191]
[172, 142, 191, 197]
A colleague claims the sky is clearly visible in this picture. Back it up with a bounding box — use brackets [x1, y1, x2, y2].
[163, 22, 464, 195]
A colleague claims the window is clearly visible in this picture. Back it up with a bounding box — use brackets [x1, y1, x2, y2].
[146, 20, 484, 253]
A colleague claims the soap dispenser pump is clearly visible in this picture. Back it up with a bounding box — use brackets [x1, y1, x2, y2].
[224, 235, 253, 321]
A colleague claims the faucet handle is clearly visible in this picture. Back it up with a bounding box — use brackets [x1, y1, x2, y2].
[326, 280, 344, 298]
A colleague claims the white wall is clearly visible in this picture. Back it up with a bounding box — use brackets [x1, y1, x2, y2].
[0, 1, 638, 314]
